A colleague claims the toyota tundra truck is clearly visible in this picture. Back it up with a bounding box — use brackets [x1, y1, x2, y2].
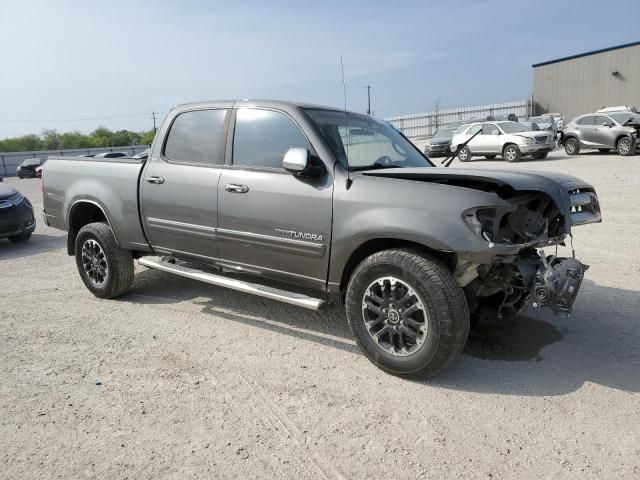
[41, 100, 601, 377]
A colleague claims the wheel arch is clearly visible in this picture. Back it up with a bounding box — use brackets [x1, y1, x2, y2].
[337, 238, 456, 296]
[615, 133, 633, 147]
[66, 200, 115, 255]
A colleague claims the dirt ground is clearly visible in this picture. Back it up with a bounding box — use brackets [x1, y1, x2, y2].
[1, 150, 638, 479]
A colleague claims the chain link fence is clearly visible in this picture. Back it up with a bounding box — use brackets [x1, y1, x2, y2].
[385, 100, 533, 138]
[0, 145, 150, 177]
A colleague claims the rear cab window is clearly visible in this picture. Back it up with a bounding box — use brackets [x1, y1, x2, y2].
[163, 109, 228, 165]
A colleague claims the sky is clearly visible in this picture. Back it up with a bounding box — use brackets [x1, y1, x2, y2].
[0, 0, 639, 138]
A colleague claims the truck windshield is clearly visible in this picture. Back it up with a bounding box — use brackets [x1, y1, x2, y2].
[304, 109, 432, 171]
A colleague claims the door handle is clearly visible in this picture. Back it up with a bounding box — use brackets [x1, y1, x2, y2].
[225, 183, 249, 193]
[146, 176, 165, 184]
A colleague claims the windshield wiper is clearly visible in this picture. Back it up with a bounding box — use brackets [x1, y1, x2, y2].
[350, 164, 401, 172]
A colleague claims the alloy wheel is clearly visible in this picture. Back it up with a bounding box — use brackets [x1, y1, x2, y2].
[81, 239, 108, 286]
[505, 147, 517, 161]
[361, 276, 428, 356]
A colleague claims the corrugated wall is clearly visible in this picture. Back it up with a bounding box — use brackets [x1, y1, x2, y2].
[533, 44, 640, 121]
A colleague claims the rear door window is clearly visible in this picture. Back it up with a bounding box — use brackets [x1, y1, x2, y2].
[482, 124, 500, 135]
[163, 109, 228, 165]
[577, 116, 595, 126]
[232, 108, 310, 169]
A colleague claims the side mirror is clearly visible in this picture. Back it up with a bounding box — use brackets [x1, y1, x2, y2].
[603, 122, 614, 128]
[283, 148, 323, 177]
[491, 130, 500, 136]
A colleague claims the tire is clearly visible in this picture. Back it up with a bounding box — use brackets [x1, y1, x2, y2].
[345, 249, 470, 378]
[502, 144, 521, 162]
[564, 137, 580, 155]
[533, 152, 548, 160]
[598, 149, 611, 153]
[457, 146, 471, 162]
[74, 222, 134, 299]
[8, 232, 31, 243]
[484, 155, 496, 160]
[616, 137, 634, 156]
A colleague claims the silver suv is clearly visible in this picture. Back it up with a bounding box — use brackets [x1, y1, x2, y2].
[561, 112, 639, 156]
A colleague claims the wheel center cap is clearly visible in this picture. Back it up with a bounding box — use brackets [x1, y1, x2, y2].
[387, 309, 400, 324]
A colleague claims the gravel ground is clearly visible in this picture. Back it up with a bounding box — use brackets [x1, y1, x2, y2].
[1, 150, 639, 479]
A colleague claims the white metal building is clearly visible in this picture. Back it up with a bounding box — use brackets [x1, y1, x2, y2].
[532, 41, 640, 120]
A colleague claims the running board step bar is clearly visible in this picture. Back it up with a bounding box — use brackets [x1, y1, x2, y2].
[138, 257, 326, 311]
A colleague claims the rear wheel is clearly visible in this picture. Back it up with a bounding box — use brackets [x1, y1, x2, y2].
[345, 249, 470, 378]
[457, 146, 471, 162]
[74, 222, 134, 299]
[616, 137, 634, 156]
[503, 144, 521, 162]
[564, 137, 580, 155]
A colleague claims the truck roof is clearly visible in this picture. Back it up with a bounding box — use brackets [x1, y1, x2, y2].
[171, 99, 346, 113]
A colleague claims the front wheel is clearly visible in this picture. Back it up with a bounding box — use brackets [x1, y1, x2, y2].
[345, 249, 470, 378]
[503, 144, 521, 162]
[564, 137, 580, 155]
[457, 146, 471, 162]
[617, 137, 634, 156]
[74, 222, 134, 299]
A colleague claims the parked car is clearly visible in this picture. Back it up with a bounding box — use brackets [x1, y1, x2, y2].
[526, 115, 557, 136]
[424, 127, 456, 158]
[94, 152, 129, 158]
[451, 121, 554, 162]
[42, 99, 601, 378]
[561, 112, 640, 156]
[0, 184, 35, 243]
[131, 148, 151, 160]
[35, 161, 46, 178]
[519, 120, 540, 131]
[596, 106, 637, 114]
[16, 157, 44, 178]
[546, 113, 565, 130]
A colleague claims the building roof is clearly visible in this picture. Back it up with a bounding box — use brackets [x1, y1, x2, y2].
[532, 40, 640, 68]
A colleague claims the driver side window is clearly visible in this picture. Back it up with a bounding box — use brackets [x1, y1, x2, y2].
[482, 124, 500, 135]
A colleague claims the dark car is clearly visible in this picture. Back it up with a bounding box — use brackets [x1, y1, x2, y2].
[94, 152, 129, 158]
[16, 158, 44, 178]
[0, 184, 35, 243]
[424, 126, 457, 157]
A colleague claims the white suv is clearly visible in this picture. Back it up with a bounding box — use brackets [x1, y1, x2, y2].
[450, 121, 554, 162]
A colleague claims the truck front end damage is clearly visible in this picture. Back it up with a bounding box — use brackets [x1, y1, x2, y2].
[458, 185, 600, 322]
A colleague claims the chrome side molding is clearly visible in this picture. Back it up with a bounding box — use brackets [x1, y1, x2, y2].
[138, 256, 326, 311]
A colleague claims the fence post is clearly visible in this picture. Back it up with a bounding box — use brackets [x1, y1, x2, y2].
[0, 154, 6, 177]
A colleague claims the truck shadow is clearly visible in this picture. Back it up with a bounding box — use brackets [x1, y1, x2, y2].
[127, 271, 640, 396]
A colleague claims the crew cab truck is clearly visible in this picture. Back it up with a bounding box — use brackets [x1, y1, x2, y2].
[42, 100, 602, 377]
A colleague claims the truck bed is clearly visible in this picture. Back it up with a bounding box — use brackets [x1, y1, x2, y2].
[42, 156, 151, 251]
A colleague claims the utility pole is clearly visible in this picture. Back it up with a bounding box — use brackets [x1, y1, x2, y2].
[366, 85, 372, 115]
[151, 111, 157, 134]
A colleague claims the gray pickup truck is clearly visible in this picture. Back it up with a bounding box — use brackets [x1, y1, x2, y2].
[42, 100, 601, 377]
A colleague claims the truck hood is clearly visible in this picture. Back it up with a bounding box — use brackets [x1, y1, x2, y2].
[0, 185, 18, 200]
[361, 167, 600, 231]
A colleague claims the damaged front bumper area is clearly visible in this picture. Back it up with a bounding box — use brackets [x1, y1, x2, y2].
[458, 187, 600, 321]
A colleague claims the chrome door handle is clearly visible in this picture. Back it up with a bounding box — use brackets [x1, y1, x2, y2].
[146, 176, 165, 184]
[224, 183, 249, 193]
